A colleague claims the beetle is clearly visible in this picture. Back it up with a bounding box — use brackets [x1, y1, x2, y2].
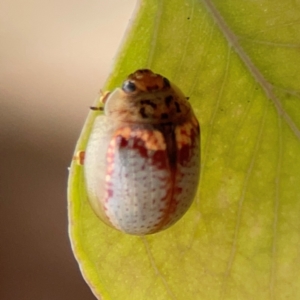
[83, 69, 200, 235]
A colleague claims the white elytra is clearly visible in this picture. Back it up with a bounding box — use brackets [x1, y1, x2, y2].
[84, 69, 200, 235]
[84, 115, 175, 235]
[104, 131, 172, 234]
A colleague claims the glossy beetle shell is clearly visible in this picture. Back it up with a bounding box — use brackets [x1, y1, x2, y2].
[84, 69, 200, 235]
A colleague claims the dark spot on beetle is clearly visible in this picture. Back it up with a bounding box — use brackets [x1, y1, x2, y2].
[161, 113, 169, 119]
[187, 17, 190, 20]
[140, 99, 157, 109]
[174, 102, 181, 113]
[164, 95, 173, 107]
[163, 77, 170, 88]
[186, 97, 190, 100]
[122, 80, 136, 93]
[139, 107, 148, 118]
[162, 121, 173, 126]
[147, 84, 158, 91]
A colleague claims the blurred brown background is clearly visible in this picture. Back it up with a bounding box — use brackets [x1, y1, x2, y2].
[0, 1, 135, 299]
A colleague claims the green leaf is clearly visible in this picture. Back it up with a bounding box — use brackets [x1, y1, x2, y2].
[68, 0, 300, 299]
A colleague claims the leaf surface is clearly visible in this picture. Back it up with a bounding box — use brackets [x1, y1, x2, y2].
[68, 0, 300, 299]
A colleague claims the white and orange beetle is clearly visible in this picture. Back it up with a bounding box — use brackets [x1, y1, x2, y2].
[83, 69, 200, 235]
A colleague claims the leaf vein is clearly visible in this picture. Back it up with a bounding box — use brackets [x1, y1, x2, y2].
[220, 95, 268, 299]
[141, 237, 177, 300]
[202, 0, 300, 140]
[147, 1, 163, 67]
[269, 115, 283, 299]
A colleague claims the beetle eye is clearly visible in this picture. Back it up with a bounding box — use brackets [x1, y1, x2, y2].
[122, 81, 136, 93]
